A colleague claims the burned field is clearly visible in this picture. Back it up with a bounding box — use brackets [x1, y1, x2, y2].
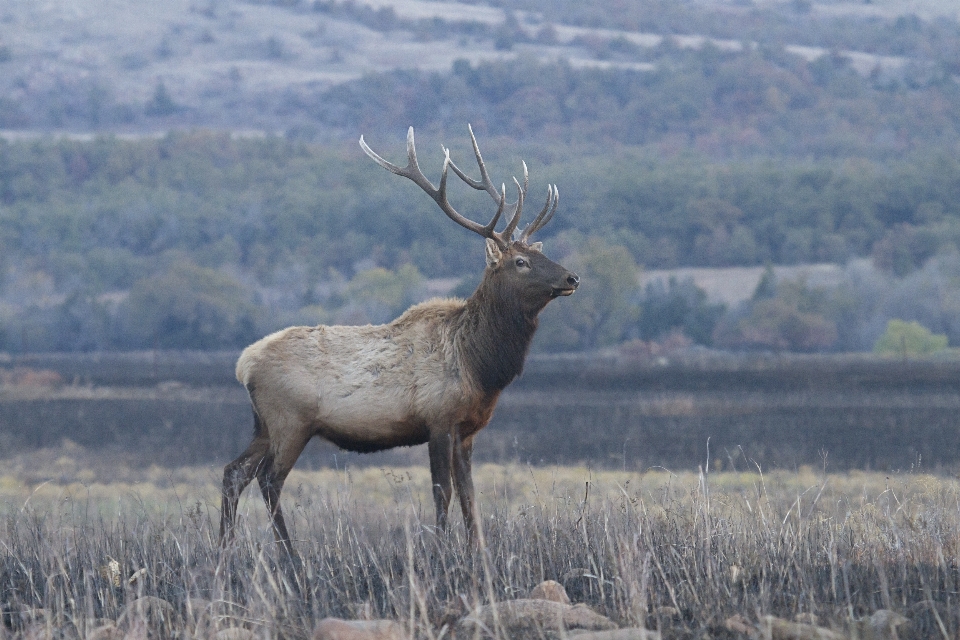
[3, 350, 960, 471]
[2, 352, 960, 638]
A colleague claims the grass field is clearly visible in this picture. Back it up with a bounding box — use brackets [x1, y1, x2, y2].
[2, 458, 959, 638]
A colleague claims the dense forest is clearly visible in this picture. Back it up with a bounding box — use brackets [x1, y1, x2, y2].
[2, 127, 960, 355]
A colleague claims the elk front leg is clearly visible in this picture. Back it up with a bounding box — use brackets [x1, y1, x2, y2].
[255, 432, 310, 561]
[452, 433, 477, 542]
[428, 431, 453, 531]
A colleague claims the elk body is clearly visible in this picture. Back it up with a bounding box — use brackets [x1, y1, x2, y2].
[220, 126, 579, 556]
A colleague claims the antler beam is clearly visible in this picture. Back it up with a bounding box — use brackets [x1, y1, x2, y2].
[360, 126, 558, 248]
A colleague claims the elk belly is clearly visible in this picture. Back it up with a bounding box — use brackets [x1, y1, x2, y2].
[314, 379, 428, 451]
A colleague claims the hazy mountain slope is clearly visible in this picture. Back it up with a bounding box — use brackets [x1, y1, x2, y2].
[0, 0, 953, 135]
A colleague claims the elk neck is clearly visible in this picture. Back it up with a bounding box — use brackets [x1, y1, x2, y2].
[455, 274, 540, 396]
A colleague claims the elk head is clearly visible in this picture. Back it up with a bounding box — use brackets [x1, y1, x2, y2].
[359, 125, 579, 316]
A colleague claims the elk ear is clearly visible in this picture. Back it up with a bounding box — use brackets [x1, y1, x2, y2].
[529, 241, 543, 252]
[485, 238, 503, 267]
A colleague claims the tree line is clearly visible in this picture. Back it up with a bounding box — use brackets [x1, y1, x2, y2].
[2, 131, 960, 354]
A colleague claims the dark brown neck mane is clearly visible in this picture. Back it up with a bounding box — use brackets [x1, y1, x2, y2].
[456, 274, 540, 395]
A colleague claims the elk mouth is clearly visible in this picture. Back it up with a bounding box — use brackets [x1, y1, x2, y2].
[551, 287, 577, 297]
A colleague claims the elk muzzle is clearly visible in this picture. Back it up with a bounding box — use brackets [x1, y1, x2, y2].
[552, 272, 580, 297]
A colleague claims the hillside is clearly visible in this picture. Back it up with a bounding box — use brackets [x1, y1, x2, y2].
[1, 0, 958, 147]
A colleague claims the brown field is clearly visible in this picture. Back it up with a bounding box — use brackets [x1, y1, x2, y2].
[2, 451, 960, 639]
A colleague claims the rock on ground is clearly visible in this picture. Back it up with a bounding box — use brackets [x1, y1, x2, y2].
[753, 610, 909, 640]
[530, 580, 571, 604]
[87, 622, 123, 640]
[854, 610, 909, 639]
[567, 629, 661, 639]
[313, 618, 408, 640]
[215, 628, 259, 640]
[760, 615, 845, 640]
[116, 595, 182, 639]
[456, 599, 618, 639]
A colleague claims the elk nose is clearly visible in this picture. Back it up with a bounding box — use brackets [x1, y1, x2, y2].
[566, 273, 580, 288]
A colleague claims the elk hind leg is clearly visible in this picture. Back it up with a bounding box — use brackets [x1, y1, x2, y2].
[220, 428, 270, 546]
[428, 432, 454, 531]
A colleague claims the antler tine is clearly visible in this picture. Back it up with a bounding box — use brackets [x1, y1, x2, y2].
[360, 127, 510, 247]
[359, 127, 433, 190]
[483, 183, 507, 235]
[519, 185, 559, 243]
[445, 125, 496, 198]
[446, 124, 523, 219]
[500, 175, 525, 242]
[510, 162, 531, 242]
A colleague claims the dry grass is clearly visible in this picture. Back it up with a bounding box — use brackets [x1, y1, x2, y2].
[2, 455, 960, 638]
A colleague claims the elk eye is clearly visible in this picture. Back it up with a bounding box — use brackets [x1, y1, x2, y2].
[515, 257, 527, 267]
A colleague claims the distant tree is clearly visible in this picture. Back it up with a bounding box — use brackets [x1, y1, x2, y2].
[752, 265, 777, 301]
[535, 239, 640, 352]
[493, 12, 526, 51]
[873, 319, 948, 356]
[337, 263, 425, 325]
[871, 223, 945, 276]
[121, 262, 259, 349]
[638, 276, 726, 346]
[713, 297, 837, 352]
[145, 81, 179, 116]
[713, 277, 837, 352]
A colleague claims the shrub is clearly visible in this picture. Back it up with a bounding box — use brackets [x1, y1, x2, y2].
[121, 261, 259, 349]
[873, 319, 948, 356]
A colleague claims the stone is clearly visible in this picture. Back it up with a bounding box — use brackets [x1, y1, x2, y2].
[313, 618, 408, 640]
[216, 629, 258, 640]
[116, 596, 181, 639]
[184, 596, 250, 636]
[852, 610, 910, 640]
[457, 600, 564, 639]
[567, 629, 660, 640]
[86, 622, 122, 640]
[794, 613, 819, 625]
[723, 614, 755, 635]
[457, 599, 617, 639]
[530, 580, 571, 604]
[759, 615, 845, 640]
[563, 604, 619, 631]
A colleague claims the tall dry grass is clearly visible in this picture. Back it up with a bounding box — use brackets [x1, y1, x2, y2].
[1, 460, 959, 638]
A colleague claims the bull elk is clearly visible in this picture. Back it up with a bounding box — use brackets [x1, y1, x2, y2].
[220, 126, 579, 556]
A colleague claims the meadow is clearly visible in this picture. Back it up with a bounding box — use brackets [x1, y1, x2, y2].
[1, 454, 958, 639]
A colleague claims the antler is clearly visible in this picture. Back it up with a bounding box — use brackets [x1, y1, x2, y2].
[359, 126, 558, 248]
[518, 184, 558, 244]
